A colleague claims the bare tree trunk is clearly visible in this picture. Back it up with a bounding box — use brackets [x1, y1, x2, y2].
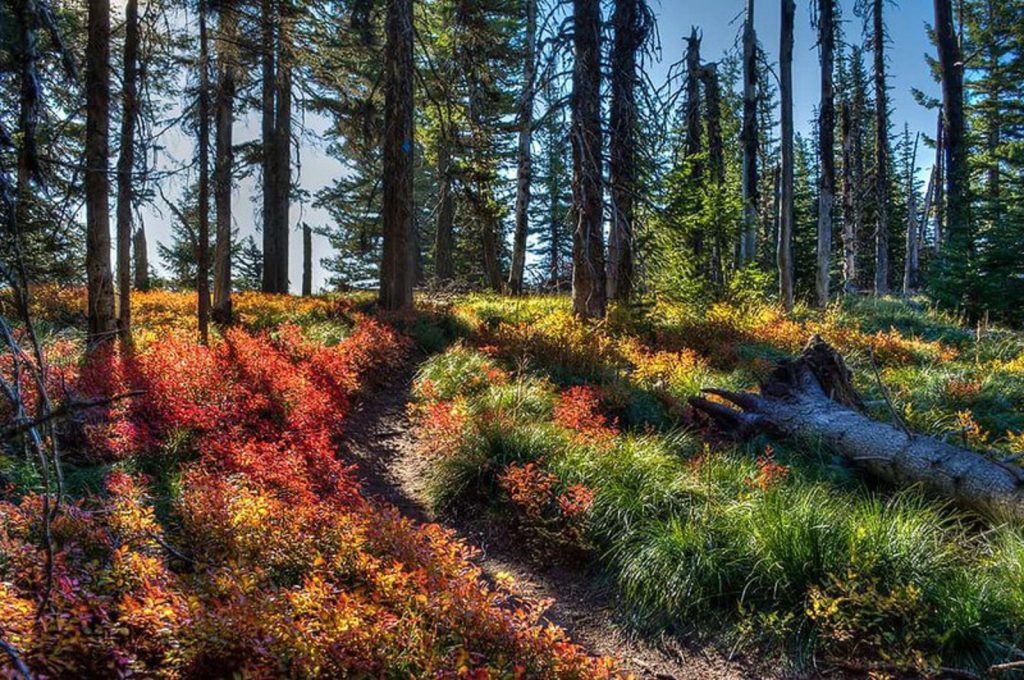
[739, 0, 758, 264]
[260, 0, 278, 294]
[840, 100, 857, 293]
[197, 0, 211, 344]
[133, 226, 149, 291]
[934, 112, 944, 249]
[607, 0, 641, 300]
[872, 0, 890, 296]
[700, 63, 725, 285]
[778, 0, 795, 312]
[920, 162, 937, 250]
[433, 141, 454, 282]
[482, 216, 503, 292]
[379, 0, 415, 310]
[691, 336, 1024, 521]
[509, 0, 536, 295]
[85, 0, 116, 343]
[935, 0, 969, 253]
[213, 2, 237, 324]
[684, 28, 704, 263]
[570, 0, 606, 319]
[815, 0, 835, 308]
[115, 0, 139, 343]
[273, 25, 291, 293]
[302, 222, 312, 296]
[903, 133, 920, 294]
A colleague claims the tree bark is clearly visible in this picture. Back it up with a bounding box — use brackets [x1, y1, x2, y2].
[273, 22, 291, 293]
[115, 0, 138, 342]
[934, 111, 944, 250]
[260, 0, 278, 293]
[213, 2, 237, 324]
[872, 0, 890, 296]
[85, 0, 116, 343]
[690, 336, 1024, 522]
[934, 0, 969, 253]
[778, 0, 795, 312]
[684, 28, 704, 263]
[133, 226, 149, 291]
[197, 0, 211, 344]
[302, 222, 312, 296]
[607, 0, 641, 301]
[700, 63, 725, 286]
[840, 100, 857, 293]
[508, 0, 536, 296]
[739, 0, 758, 265]
[570, 0, 606, 319]
[815, 0, 835, 308]
[379, 0, 415, 310]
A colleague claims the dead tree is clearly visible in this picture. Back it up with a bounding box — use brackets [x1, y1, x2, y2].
[840, 100, 857, 293]
[691, 336, 1024, 521]
[508, 0, 536, 296]
[379, 0, 415, 310]
[570, 0, 606, 318]
[115, 0, 139, 342]
[872, 0, 890, 296]
[815, 0, 835, 308]
[903, 132, 920, 294]
[85, 0, 116, 342]
[934, 0, 969, 254]
[778, 0, 795, 312]
[739, 0, 759, 264]
[684, 28, 704, 263]
[700, 62, 725, 285]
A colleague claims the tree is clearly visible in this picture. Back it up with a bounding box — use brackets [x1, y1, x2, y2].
[871, 0, 890, 296]
[607, 0, 649, 300]
[213, 1, 238, 324]
[133, 226, 150, 291]
[259, 0, 290, 294]
[85, 0, 116, 342]
[903, 131, 920, 294]
[739, 0, 759, 265]
[815, 0, 836, 307]
[508, 0, 536, 295]
[378, 0, 415, 310]
[196, 0, 212, 343]
[115, 0, 139, 342]
[778, 0, 795, 312]
[302, 222, 312, 295]
[570, 0, 606, 318]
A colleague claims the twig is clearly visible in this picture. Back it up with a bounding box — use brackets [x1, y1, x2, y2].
[0, 637, 31, 680]
[1, 390, 145, 441]
[991, 659, 1024, 674]
[868, 349, 913, 439]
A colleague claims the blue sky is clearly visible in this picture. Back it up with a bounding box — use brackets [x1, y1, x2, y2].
[138, 0, 941, 294]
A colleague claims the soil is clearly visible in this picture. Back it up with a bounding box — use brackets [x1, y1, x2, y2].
[341, 361, 791, 680]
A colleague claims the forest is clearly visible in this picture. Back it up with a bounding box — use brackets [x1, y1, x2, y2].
[2, 0, 1024, 677]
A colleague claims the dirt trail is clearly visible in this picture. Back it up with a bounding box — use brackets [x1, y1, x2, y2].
[341, 362, 780, 680]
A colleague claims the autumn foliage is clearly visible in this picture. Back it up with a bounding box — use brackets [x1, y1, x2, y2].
[0, 292, 618, 678]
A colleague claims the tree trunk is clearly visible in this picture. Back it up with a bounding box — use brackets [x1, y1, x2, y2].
[433, 141, 455, 283]
[508, 0, 536, 296]
[903, 133, 920, 294]
[302, 222, 312, 296]
[570, 0, 606, 319]
[482, 215, 503, 292]
[933, 111, 945, 250]
[273, 25, 291, 293]
[260, 0, 278, 294]
[778, 0, 795, 312]
[684, 28, 704, 263]
[85, 0, 116, 343]
[197, 0, 211, 344]
[739, 0, 758, 265]
[815, 0, 835, 308]
[840, 100, 857, 293]
[133, 226, 149, 291]
[690, 336, 1024, 522]
[379, 0, 415, 310]
[700, 63, 725, 286]
[115, 0, 138, 342]
[872, 0, 890, 296]
[213, 2, 236, 324]
[934, 0, 969, 253]
[607, 0, 640, 301]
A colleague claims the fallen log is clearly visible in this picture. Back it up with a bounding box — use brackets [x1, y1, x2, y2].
[689, 335, 1024, 521]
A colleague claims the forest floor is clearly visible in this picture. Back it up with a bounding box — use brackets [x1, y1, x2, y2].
[341, 358, 783, 680]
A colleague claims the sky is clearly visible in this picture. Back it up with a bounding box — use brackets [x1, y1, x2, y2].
[137, 0, 941, 295]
